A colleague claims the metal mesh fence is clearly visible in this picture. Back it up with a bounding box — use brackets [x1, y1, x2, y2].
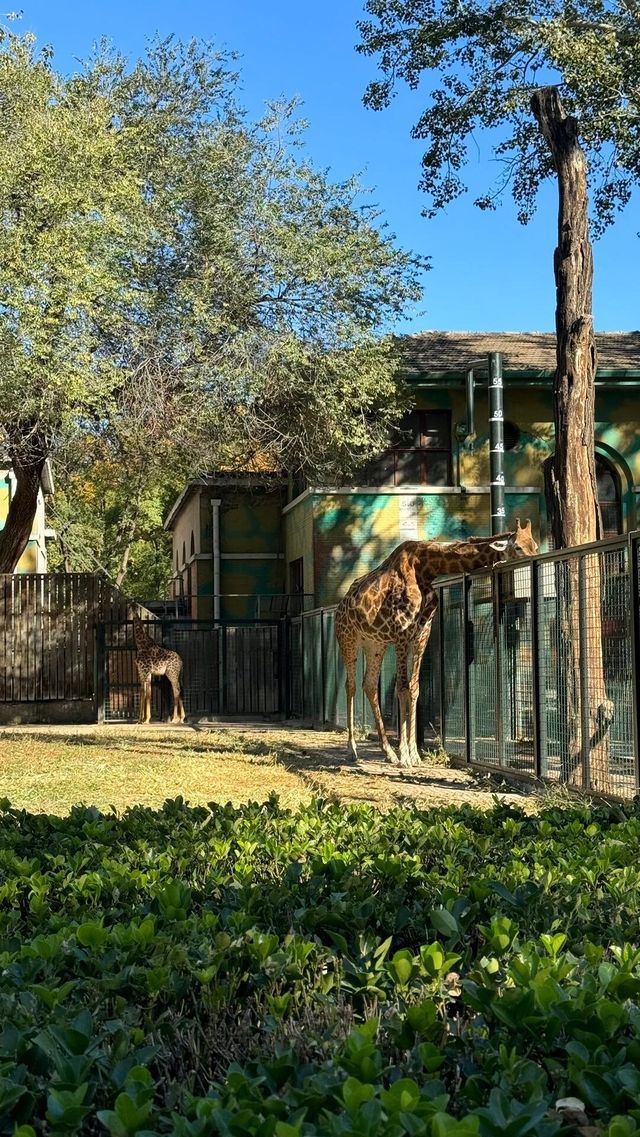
[469, 573, 499, 766]
[498, 563, 535, 775]
[104, 620, 281, 722]
[287, 536, 640, 798]
[440, 581, 465, 760]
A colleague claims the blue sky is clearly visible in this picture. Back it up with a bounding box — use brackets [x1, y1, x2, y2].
[18, 0, 639, 334]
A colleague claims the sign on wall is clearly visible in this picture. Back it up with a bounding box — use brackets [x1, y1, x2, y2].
[399, 495, 419, 540]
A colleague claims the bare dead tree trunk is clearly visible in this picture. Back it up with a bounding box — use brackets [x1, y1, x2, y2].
[0, 431, 48, 573]
[531, 86, 611, 792]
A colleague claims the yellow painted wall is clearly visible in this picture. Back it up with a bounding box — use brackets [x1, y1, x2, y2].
[0, 469, 49, 572]
[171, 491, 201, 576]
[284, 495, 315, 597]
[310, 490, 542, 607]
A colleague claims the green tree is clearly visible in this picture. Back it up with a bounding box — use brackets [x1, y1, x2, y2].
[0, 29, 143, 573]
[0, 30, 426, 575]
[357, 0, 639, 549]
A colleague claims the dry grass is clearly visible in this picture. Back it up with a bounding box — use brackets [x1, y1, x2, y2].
[0, 722, 543, 816]
[0, 725, 317, 815]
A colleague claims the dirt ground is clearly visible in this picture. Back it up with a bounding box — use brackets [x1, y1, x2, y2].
[0, 721, 544, 815]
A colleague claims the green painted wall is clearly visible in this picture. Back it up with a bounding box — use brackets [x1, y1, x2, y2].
[292, 384, 639, 608]
[219, 560, 285, 619]
[219, 492, 284, 555]
[310, 490, 543, 607]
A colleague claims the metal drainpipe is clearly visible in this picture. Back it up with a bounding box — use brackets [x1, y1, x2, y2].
[210, 498, 221, 621]
[488, 352, 506, 534]
[465, 368, 476, 436]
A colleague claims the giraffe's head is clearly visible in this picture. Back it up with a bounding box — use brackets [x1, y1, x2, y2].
[490, 518, 538, 562]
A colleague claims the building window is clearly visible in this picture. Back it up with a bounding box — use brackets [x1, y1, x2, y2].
[596, 455, 622, 538]
[503, 420, 521, 451]
[289, 557, 304, 596]
[190, 531, 195, 557]
[364, 410, 453, 487]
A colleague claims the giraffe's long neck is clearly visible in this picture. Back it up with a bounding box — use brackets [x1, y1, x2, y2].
[132, 617, 154, 650]
[414, 535, 512, 585]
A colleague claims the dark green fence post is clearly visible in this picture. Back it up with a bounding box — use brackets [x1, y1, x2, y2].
[462, 575, 472, 765]
[578, 555, 591, 790]
[530, 558, 545, 778]
[439, 586, 446, 748]
[494, 572, 506, 768]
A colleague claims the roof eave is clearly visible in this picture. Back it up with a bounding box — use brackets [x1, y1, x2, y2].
[404, 368, 640, 384]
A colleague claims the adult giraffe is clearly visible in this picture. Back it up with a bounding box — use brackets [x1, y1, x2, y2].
[335, 520, 538, 766]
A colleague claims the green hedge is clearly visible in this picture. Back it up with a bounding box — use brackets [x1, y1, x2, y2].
[2, 795, 640, 1136]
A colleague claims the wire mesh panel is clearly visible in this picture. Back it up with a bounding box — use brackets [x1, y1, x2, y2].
[585, 545, 634, 796]
[418, 616, 441, 744]
[322, 608, 347, 728]
[104, 621, 161, 722]
[440, 580, 466, 760]
[288, 617, 303, 717]
[468, 573, 499, 765]
[222, 624, 281, 715]
[497, 564, 535, 774]
[163, 623, 221, 718]
[302, 611, 324, 723]
[537, 558, 570, 780]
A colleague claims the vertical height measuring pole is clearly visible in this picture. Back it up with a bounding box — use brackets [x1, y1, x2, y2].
[488, 352, 505, 534]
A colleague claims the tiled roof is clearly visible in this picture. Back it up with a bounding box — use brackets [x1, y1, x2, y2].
[400, 331, 640, 375]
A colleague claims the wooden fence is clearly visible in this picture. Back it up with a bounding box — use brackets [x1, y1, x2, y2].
[0, 574, 132, 721]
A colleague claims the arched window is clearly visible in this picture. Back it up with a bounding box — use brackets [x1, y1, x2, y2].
[190, 531, 195, 557]
[596, 455, 623, 538]
[182, 541, 186, 566]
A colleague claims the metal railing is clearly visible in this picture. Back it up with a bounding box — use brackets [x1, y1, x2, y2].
[159, 593, 315, 619]
[289, 533, 640, 799]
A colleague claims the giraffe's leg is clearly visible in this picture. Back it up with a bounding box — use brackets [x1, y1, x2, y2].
[144, 676, 152, 723]
[136, 665, 148, 724]
[138, 673, 152, 724]
[407, 620, 435, 765]
[169, 670, 186, 723]
[363, 641, 397, 764]
[338, 628, 359, 761]
[395, 644, 412, 767]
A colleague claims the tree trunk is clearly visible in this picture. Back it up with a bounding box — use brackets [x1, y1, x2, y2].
[0, 432, 48, 573]
[531, 86, 611, 793]
[531, 86, 600, 550]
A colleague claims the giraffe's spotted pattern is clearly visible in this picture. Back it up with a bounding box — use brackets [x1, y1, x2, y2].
[132, 617, 186, 724]
[335, 521, 538, 767]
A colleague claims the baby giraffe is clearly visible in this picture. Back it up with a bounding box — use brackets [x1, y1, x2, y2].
[132, 615, 186, 724]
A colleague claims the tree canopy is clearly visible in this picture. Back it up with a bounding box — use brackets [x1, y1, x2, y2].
[0, 28, 425, 580]
[358, 0, 640, 231]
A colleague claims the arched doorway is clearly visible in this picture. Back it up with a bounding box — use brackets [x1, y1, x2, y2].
[596, 455, 623, 538]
